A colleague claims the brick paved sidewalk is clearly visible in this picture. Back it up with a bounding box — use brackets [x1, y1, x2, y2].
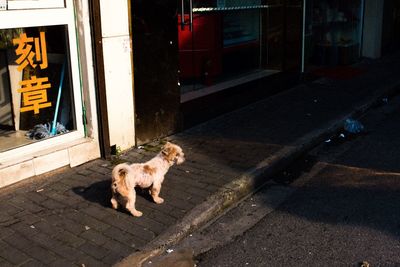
[0, 53, 399, 266]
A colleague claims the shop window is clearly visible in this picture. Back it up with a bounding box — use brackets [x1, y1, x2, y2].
[305, 0, 364, 67]
[0, 25, 76, 152]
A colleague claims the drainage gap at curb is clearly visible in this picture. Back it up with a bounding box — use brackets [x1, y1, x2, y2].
[272, 154, 318, 185]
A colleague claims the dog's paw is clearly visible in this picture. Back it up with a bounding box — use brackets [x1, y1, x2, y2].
[111, 198, 119, 209]
[132, 210, 143, 217]
[154, 197, 164, 204]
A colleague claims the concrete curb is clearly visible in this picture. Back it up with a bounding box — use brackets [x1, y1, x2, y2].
[115, 82, 400, 267]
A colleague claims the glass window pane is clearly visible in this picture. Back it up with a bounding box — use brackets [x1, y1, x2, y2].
[0, 25, 76, 152]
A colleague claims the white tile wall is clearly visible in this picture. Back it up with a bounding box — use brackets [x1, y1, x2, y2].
[99, 0, 130, 37]
[0, 139, 100, 188]
[69, 140, 100, 167]
[0, 160, 35, 188]
[102, 35, 135, 150]
[33, 149, 70, 175]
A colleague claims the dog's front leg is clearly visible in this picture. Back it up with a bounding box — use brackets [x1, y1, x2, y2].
[126, 190, 143, 217]
[150, 182, 164, 204]
[111, 193, 119, 210]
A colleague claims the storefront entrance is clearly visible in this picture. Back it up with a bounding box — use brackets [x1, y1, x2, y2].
[178, 0, 303, 102]
[303, 0, 364, 70]
[132, 0, 303, 144]
[0, 0, 85, 159]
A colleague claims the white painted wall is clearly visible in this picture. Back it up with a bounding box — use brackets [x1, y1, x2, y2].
[362, 0, 385, 58]
[99, 0, 135, 150]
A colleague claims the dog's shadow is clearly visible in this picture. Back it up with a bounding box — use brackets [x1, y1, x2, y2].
[72, 180, 154, 210]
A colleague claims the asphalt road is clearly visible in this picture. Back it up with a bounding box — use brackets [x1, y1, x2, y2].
[196, 95, 400, 266]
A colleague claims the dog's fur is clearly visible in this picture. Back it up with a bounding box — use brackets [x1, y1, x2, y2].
[111, 142, 185, 217]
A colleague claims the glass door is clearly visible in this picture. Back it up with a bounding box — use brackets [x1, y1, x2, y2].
[179, 0, 283, 101]
[303, 0, 364, 69]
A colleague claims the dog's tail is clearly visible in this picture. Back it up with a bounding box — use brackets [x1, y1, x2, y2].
[111, 163, 131, 196]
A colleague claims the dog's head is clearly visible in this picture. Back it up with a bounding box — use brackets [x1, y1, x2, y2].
[161, 142, 185, 165]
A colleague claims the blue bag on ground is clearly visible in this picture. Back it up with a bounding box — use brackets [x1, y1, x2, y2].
[344, 118, 364, 134]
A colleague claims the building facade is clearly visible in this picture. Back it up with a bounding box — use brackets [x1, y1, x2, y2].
[0, 0, 135, 187]
[0, 0, 397, 187]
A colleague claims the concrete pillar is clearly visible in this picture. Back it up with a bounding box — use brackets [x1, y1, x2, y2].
[362, 0, 385, 58]
[99, 0, 136, 150]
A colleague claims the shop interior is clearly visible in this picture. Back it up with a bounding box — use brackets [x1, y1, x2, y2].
[304, 0, 364, 73]
[178, 0, 290, 101]
[0, 26, 76, 152]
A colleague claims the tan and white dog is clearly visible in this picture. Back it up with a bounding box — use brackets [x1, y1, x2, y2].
[111, 142, 185, 217]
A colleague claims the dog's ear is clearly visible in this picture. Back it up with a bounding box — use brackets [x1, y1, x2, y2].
[161, 142, 172, 156]
[118, 168, 127, 178]
[161, 143, 177, 163]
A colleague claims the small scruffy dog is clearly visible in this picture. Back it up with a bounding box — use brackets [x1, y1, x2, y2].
[111, 142, 185, 217]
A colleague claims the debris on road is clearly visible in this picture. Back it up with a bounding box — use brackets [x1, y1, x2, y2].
[344, 118, 365, 134]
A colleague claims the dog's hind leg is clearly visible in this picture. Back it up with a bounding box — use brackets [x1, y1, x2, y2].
[126, 191, 143, 217]
[150, 182, 164, 204]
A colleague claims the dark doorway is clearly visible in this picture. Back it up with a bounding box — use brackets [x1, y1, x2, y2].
[132, 0, 181, 145]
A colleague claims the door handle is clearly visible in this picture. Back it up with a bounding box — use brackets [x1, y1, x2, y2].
[189, 0, 193, 31]
[180, 0, 193, 31]
[181, 0, 185, 30]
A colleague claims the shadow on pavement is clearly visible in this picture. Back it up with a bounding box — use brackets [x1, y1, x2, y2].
[72, 180, 155, 209]
[275, 162, 400, 240]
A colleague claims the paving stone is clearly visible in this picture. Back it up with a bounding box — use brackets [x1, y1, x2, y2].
[0, 240, 7, 249]
[81, 204, 112, 221]
[40, 198, 67, 210]
[31, 220, 64, 237]
[169, 176, 208, 190]
[147, 210, 177, 226]
[204, 184, 221, 193]
[102, 251, 126, 265]
[103, 227, 145, 248]
[53, 230, 86, 248]
[43, 258, 74, 267]
[49, 182, 71, 193]
[145, 201, 176, 215]
[80, 229, 110, 246]
[76, 169, 94, 176]
[0, 226, 15, 239]
[186, 187, 214, 198]
[9, 197, 44, 213]
[3, 232, 32, 250]
[65, 210, 111, 232]
[88, 165, 111, 175]
[168, 197, 195, 211]
[0, 213, 19, 227]
[168, 208, 187, 219]
[25, 191, 48, 204]
[0, 257, 13, 267]
[10, 221, 39, 236]
[102, 239, 135, 257]
[21, 245, 58, 265]
[28, 232, 83, 261]
[0, 202, 23, 215]
[132, 217, 167, 236]
[75, 254, 109, 267]
[44, 214, 86, 235]
[47, 192, 84, 207]
[15, 211, 43, 225]
[78, 241, 109, 260]
[59, 177, 88, 188]
[0, 247, 30, 265]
